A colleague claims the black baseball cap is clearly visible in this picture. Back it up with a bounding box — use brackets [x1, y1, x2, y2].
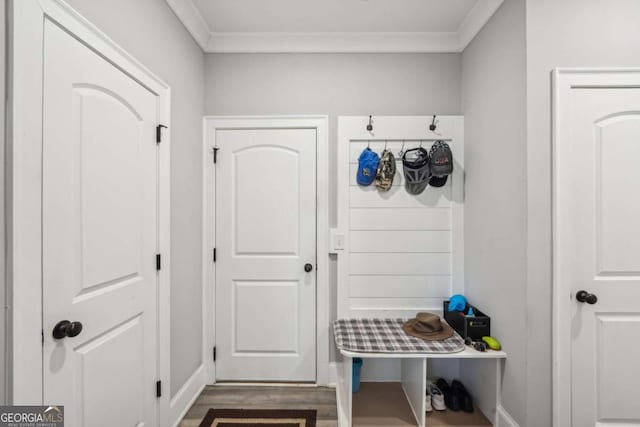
[428, 141, 453, 187]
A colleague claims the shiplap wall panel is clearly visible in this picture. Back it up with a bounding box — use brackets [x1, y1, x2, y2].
[337, 116, 464, 318]
[349, 185, 451, 208]
[350, 275, 451, 298]
[350, 253, 451, 275]
[350, 230, 451, 253]
[349, 208, 452, 231]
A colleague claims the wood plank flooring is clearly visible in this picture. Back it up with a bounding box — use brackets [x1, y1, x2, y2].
[179, 385, 338, 427]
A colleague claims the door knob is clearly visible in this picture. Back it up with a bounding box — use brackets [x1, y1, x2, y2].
[52, 320, 83, 339]
[576, 290, 598, 305]
[304, 263, 313, 273]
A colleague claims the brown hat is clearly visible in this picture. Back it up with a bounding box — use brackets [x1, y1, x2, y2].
[402, 312, 454, 341]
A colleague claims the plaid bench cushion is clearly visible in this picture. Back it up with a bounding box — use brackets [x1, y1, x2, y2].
[333, 318, 465, 354]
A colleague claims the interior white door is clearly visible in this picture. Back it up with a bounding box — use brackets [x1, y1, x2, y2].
[215, 127, 317, 381]
[42, 20, 159, 426]
[558, 82, 640, 426]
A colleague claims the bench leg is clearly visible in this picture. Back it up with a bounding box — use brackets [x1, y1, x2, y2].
[401, 358, 426, 427]
[336, 355, 353, 427]
[493, 358, 503, 425]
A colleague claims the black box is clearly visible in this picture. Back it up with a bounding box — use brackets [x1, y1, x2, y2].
[443, 300, 491, 340]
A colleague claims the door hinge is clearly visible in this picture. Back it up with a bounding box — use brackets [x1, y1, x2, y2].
[156, 254, 161, 271]
[213, 346, 217, 362]
[213, 147, 219, 164]
[156, 380, 162, 398]
[213, 248, 217, 263]
[156, 124, 167, 143]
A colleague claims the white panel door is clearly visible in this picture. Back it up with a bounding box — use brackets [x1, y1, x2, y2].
[215, 128, 317, 381]
[42, 20, 158, 426]
[558, 83, 640, 426]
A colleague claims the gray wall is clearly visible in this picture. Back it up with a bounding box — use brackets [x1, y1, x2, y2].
[204, 53, 462, 227]
[1, 0, 6, 406]
[64, 0, 205, 396]
[204, 52, 462, 360]
[525, 1, 640, 426]
[461, 0, 527, 424]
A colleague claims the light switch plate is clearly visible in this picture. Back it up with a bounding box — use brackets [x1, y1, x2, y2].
[329, 229, 345, 253]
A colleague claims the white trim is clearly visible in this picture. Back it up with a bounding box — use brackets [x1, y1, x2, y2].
[169, 363, 208, 427]
[551, 67, 640, 427]
[340, 347, 505, 360]
[7, 0, 44, 403]
[165, 0, 503, 53]
[336, 116, 464, 319]
[8, 0, 172, 421]
[202, 115, 330, 386]
[456, 0, 503, 48]
[201, 117, 216, 384]
[496, 405, 520, 427]
[164, 0, 211, 51]
[157, 82, 172, 427]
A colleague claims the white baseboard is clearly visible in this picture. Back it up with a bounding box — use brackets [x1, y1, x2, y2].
[170, 363, 208, 427]
[496, 405, 520, 427]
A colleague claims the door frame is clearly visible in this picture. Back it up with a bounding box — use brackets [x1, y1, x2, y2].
[7, 0, 172, 418]
[202, 116, 330, 385]
[551, 68, 640, 427]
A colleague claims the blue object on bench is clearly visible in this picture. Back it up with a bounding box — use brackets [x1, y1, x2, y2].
[448, 294, 467, 312]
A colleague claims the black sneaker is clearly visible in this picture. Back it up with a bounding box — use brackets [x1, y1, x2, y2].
[451, 380, 474, 413]
[435, 378, 460, 411]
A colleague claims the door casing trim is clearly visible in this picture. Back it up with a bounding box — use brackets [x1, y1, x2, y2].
[551, 67, 640, 427]
[8, 1, 172, 422]
[202, 115, 330, 385]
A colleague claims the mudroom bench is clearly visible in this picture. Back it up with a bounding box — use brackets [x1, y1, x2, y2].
[333, 319, 507, 427]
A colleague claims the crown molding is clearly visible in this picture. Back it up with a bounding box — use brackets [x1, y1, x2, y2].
[456, 0, 504, 48]
[166, 0, 503, 53]
[165, 0, 212, 50]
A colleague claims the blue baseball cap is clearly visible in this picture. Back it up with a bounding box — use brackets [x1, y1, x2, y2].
[357, 148, 380, 186]
[448, 294, 467, 312]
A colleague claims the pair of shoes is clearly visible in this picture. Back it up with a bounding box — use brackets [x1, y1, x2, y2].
[425, 382, 446, 412]
[435, 379, 459, 411]
[435, 378, 474, 413]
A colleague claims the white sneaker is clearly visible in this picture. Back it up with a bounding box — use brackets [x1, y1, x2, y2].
[428, 382, 446, 411]
[425, 392, 433, 412]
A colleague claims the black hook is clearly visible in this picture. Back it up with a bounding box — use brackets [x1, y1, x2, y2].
[429, 115, 438, 132]
[398, 140, 405, 157]
[366, 115, 374, 132]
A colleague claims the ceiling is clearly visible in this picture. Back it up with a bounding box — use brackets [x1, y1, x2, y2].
[166, 0, 504, 53]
